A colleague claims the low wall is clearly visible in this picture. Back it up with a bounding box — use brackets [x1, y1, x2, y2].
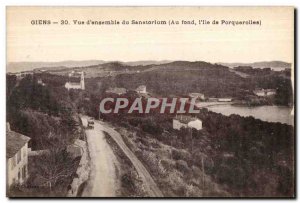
[67, 138, 91, 197]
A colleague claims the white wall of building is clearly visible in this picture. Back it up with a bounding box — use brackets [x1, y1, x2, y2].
[65, 71, 85, 90]
[65, 82, 82, 90]
[255, 91, 265, 96]
[218, 98, 232, 102]
[136, 86, 146, 94]
[173, 119, 203, 130]
[173, 119, 187, 130]
[7, 143, 29, 188]
[187, 119, 203, 130]
[266, 91, 276, 96]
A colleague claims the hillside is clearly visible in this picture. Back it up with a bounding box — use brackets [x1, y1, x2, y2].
[9, 60, 293, 106]
[122, 60, 172, 66]
[82, 61, 292, 106]
[218, 61, 292, 71]
[7, 60, 172, 73]
[7, 60, 107, 73]
[8, 60, 292, 73]
[6, 60, 294, 197]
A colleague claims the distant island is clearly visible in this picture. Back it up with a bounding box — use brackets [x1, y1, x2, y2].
[218, 61, 292, 71]
[7, 60, 172, 73]
[7, 60, 291, 73]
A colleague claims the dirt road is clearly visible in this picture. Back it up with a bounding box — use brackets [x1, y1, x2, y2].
[97, 120, 163, 197]
[81, 116, 163, 197]
[81, 117, 119, 197]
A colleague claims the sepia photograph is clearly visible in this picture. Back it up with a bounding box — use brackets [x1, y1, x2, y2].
[6, 6, 295, 198]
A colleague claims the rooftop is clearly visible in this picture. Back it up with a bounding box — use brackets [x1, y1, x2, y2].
[7, 129, 30, 159]
[69, 71, 84, 77]
[68, 82, 81, 86]
[136, 85, 146, 91]
[69, 77, 81, 83]
[189, 93, 204, 97]
[106, 87, 127, 95]
[253, 89, 276, 93]
[174, 115, 200, 124]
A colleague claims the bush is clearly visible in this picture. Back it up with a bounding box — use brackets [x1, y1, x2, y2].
[172, 149, 190, 161]
[160, 159, 174, 171]
[141, 120, 163, 135]
[176, 160, 191, 174]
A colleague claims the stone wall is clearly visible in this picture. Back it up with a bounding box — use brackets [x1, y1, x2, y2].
[67, 138, 91, 197]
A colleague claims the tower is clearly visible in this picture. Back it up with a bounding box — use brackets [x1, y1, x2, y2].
[80, 72, 85, 90]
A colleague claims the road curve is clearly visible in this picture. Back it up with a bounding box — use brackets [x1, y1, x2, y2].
[81, 116, 119, 197]
[97, 120, 163, 197]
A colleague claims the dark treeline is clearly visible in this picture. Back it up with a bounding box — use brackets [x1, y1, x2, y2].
[83, 61, 293, 106]
[6, 74, 80, 150]
[234, 66, 272, 75]
[197, 109, 294, 196]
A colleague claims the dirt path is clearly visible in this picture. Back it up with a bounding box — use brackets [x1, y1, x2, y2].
[97, 120, 163, 197]
[80, 116, 163, 197]
[81, 116, 119, 197]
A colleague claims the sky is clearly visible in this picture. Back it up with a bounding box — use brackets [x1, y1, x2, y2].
[7, 7, 294, 63]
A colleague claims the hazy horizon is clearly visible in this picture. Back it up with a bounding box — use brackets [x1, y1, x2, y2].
[6, 59, 292, 74]
[7, 59, 292, 64]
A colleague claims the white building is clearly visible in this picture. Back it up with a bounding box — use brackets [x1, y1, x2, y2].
[135, 85, 147, 94]
[6, 123, 30, 188]
[218, 98, 232, 102]
[65, 71, 85, 90]
[105, 87, 127, 95]
[37, 79, 45, 86]
[253, 89, 276, 97]
[173, 115, 203, 130]
[189, 93, 205, 100]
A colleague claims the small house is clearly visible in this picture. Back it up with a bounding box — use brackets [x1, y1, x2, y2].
[173, 115, 203, 130]
[135, 85, 147, 94]
[253, 89, 276, 97]
[6, 123, 30, 188]
[37, 79, 45, 86]
[105, 87, 127, 95]
[65, 71, 85, 90]
[189, 93, 205, 101]
[217, 98, 232, 102]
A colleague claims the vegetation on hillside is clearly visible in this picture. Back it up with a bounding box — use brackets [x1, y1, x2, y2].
[82, 61, 293, 106]
[6, 60, 294, 197]
[7, 74, 80, 149]
[6, 74, 82, 196]
[102, 108, 294, 197]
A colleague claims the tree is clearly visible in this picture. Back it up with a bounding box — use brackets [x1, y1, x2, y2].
[34, 142, 76, 189]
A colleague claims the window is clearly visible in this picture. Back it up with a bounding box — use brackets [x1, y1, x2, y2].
[25, 166, 27, 178]
[17, 150, 21, 164]
[23, 147, 26, 158]
[18, 170, 20, 181]
[11, 156, 16, 170]
[22, 166, 26, 180]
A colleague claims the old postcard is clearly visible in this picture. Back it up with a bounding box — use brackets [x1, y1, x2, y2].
[6, 7, 294, 198]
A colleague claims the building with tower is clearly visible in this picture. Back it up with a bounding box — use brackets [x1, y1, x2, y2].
[65, 71, 85, 90]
